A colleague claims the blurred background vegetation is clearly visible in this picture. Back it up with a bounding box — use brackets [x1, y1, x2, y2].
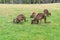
[0, 0, 60, 4]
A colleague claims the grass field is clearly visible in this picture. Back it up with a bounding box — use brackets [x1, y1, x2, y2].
[0, 3, 60, 40]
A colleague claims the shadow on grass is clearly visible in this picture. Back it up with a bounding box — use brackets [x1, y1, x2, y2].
[46, 22, 51, 24]
[13, 22, 24, 24]
[7, 21, 25, 25]
[31, 22, 51, 25]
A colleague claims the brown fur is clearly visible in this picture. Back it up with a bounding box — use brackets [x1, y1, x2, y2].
[44, 9, 51, 16]
[30, 12, 36, 18]
[31, 13, 46, 24]
[13, 14, 26, 23]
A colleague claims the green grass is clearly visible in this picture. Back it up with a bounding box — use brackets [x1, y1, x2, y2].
[0, 4, 60, 40]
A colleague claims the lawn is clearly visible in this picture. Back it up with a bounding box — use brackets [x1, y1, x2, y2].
[0, 3, 60, 40]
